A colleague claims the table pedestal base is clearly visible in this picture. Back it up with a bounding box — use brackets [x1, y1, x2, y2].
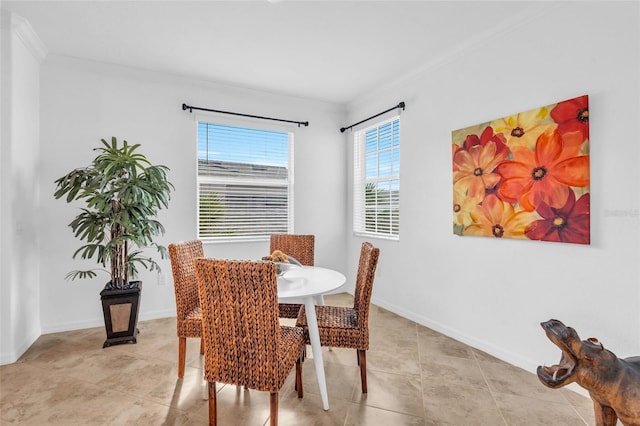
[303, 296, 329, 410]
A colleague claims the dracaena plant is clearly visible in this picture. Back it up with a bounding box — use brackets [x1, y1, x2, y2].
[54, 137, 174, 289]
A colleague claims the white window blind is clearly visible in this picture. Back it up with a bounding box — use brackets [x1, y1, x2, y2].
[353, 117, 400, 239]
[197, 121, 293, 241]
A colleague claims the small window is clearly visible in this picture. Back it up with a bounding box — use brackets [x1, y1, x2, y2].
[197, 121, 293, 241]
[353, 117, 400, 239]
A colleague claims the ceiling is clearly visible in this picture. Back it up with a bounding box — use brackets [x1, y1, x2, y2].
[3, 1, 545, 105]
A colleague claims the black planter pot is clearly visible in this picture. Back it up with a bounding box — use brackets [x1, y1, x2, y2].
[100, 281, 142, 348]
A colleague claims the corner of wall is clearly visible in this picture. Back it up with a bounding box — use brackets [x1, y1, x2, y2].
[8, 12, 47, 63]
[0, 9, 45, 365]
[0, 326, 40, 365]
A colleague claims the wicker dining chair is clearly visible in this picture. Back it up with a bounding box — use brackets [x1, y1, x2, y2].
[168, 240, 205, 378]
[296, 241, 379, 393]
[270, 234, 315, 319]
[195, 259, 305, 426]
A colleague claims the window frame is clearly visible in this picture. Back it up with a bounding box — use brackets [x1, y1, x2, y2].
[352, 115, 400, 240]
[196, 116, 295, 243]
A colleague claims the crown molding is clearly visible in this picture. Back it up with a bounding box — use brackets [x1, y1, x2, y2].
[9, 13, 47, 63]
[346, 2, 565, 109]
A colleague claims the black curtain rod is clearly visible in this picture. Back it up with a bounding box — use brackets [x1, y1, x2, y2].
[340, 101, 405, 133]
[182, 103, 309, 127]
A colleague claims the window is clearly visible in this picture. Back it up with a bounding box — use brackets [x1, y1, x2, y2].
[353, 117, 400, 239]
[197, 121, 293, 241]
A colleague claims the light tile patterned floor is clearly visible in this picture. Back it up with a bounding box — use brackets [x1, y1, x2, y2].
[1, 293, 598, 425]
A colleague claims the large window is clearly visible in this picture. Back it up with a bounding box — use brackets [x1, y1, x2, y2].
[197, 121, 293, 241]
[353, 117, 400, 239]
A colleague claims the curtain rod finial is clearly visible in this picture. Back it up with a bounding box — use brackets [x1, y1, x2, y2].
[399, 101, 405, 110]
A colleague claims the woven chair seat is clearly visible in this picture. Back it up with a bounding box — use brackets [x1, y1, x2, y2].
[298, 306, 358, 329]
[185, 306, 201, 321]
[279, 326, 305, 373]
[177, 306, 203, 338]
[278, 303, 303, 319]
[298, 305, 368, 350]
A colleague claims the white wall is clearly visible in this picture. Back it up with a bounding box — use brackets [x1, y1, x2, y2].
[345, 2, 640, 374]
[37, 56, 347, 333]
[0, 12, 46, 364]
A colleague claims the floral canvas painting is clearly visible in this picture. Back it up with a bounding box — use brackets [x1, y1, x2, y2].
[452, 95, 590, 244]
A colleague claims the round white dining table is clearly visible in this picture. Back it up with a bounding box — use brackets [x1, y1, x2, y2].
[277, 266, 345, 411]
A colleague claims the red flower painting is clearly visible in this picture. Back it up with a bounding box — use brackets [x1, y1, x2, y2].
[525, 191, 590, 244]
[452, 95, 590, 245]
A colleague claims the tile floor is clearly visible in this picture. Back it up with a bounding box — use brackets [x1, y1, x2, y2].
[1, 293, 598, 425]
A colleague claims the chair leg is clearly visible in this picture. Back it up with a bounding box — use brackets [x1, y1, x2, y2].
[200, 337, 205, 355]
[178, 337, 186, 378]
[295, 356, 303, 398]
[209, 382, 217, 426]
[295, 347, 306, 392]
[270, 392, 278, 426]
[358, 349, 367, 393]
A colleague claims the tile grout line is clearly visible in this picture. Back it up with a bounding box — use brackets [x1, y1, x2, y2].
[471, 349, 509, 426]
[559, 389, 590, 426]
[416, 322, 429, 425]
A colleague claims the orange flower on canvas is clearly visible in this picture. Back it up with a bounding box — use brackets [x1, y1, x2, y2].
[464, 195, 537, 239]
[496, 128, 589, 211]
[453, 140, 508, 198]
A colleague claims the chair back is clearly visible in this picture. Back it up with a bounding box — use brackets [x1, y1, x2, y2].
[195, 259, 283, 392]
[270, 234, 315, 266]
[168, 240, 204, 323]
[353, 242, 380, 330]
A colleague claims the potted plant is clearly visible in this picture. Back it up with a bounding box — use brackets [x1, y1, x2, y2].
[54, 137, 173, 348]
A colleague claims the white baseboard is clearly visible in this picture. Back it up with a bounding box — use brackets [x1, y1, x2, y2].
[370, 295, 541, 373]
[41, 318, 104, 334]
[0, 327, 41, 365]
[40, 309, 177, 335]
[138, 309, 176, 322]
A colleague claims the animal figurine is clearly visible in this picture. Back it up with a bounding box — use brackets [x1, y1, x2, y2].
[262, 250, 302, 266]
[263, 249, 290, 263]
[537, 319, 640, 426]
